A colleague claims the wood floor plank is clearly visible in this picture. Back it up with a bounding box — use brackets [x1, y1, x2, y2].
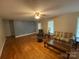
[1, 35, 63, 59]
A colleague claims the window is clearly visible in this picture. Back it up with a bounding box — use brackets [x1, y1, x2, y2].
[76, 17, 79, 42]
[48, 20, 54, 34]
[38, 23, 42, 29]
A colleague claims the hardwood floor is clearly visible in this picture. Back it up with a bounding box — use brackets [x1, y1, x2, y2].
[1, 35, 63, 59]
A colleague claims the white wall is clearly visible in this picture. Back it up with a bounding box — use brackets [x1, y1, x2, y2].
[0, 19, 6, 57]
[40, 19, 48, 34]
[54, 13, 79, 34]
[39, 12, 79, 34]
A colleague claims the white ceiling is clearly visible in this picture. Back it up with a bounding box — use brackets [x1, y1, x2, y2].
[0, 0, 79, 20]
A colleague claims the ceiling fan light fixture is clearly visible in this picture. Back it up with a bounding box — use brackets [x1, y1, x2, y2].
[35, 15, 40, 19]
[34, 11, 41, 19]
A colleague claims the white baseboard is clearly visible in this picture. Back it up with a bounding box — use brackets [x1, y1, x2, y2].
[16, 32, 36, 38]
[0, 38, 6, 57]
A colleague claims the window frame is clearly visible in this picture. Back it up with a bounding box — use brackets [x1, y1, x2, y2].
[48, 19, 55, 35]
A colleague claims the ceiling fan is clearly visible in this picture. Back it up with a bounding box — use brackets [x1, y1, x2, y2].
[13, 10, 49, 20]
[34, 11, 48, 19]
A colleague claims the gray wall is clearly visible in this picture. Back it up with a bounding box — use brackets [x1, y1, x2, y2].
[3, 20, 11, 36]
[14, 20, 37, 36]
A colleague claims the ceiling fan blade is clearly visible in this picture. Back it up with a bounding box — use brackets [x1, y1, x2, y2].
[11, 12, 34, 17]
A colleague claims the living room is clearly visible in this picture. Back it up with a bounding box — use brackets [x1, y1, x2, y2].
[0, 0, 79, 59]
